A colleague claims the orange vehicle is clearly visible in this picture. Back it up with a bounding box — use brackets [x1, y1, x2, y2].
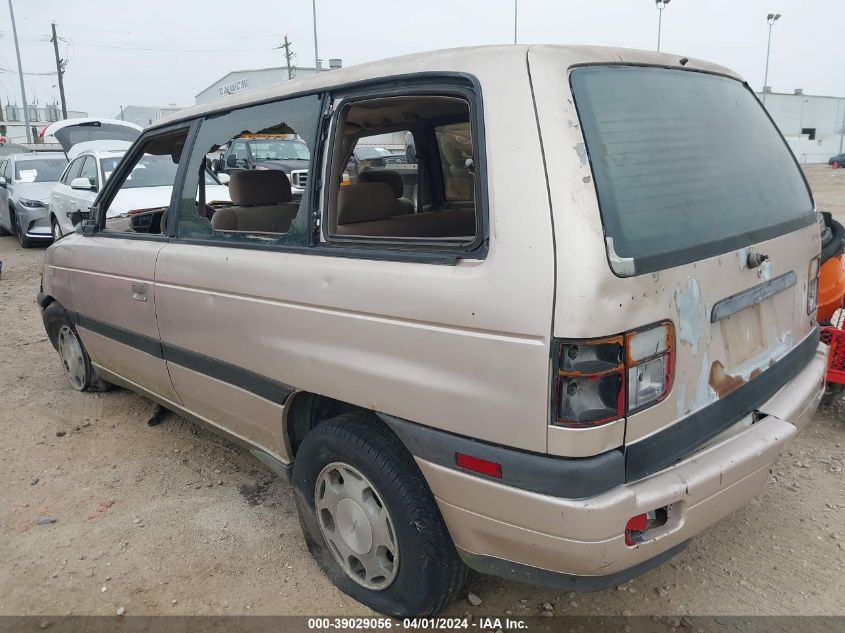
[817, 212, 845, 403]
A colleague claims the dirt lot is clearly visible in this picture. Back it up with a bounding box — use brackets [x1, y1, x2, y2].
[0, 165, 843, 619]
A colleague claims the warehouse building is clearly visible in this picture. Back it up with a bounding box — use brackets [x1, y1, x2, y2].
[758, 89, 845, 164]
[195, 60, 342, 105]
[115, 105, 186, 128]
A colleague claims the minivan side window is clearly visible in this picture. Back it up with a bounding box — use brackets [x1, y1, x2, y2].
[174, 94, 321, 246]
[98, 127, 190, 234]
[323, 92, 482, 250]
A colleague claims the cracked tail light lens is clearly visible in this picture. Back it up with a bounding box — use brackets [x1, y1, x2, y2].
[808, 255, 820, 315]
[555, 337, 625, 428]
[553, 323, 674, 428]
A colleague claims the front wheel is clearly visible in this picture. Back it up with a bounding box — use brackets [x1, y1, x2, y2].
[43, 302, 111, 392]
[13, 213, 34, 248]
[292, 412, 465, 617]
[51, 216, 62, 241]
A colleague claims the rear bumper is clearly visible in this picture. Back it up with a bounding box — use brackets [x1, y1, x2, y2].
[415, 342, 825, 586]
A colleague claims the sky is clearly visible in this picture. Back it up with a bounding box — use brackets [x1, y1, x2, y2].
[1, 0, 843, 118]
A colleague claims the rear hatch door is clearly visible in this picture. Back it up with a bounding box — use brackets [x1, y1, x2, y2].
[530, 49, 819, 469]
[44, 118, 142, 154]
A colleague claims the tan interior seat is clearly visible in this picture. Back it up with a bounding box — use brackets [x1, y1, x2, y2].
[336, 182, 475, 237]
[211, 170, 299, 234]
[356, 170, 414, 215]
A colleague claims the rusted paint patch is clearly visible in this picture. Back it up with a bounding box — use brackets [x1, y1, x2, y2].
[709, 361, 746, 398]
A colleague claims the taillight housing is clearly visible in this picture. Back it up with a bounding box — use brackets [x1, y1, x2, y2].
[553, 322, 674, 428]
[808, 255, 820, 315]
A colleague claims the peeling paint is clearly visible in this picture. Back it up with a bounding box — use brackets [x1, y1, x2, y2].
[574, 142, 588, 165]
[676, 382, 687, 417]
[737, 247, 749, 270]
[688, 352, 718, 413]
[582, 175, 592, 184]
[709, 330, 793, 399]
[675, 277, 703, 355]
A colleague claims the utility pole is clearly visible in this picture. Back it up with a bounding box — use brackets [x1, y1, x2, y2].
[281, 35, 294, 80]
[50, 22, 67, 119]
[7, 0, 31, 143]
[513, 0, 518, 45]
[312, 0, 320, 71]
[762, 13, 781, 104]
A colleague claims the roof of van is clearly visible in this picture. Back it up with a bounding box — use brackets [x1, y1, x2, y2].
[152, 45, 741, 130]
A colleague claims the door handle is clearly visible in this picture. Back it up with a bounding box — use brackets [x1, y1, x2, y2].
[131, 282, 148, 302]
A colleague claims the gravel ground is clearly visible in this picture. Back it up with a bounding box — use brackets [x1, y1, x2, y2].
[0, 166, 843, 618]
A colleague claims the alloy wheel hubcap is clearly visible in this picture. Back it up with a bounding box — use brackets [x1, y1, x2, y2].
[57, 325, 86, 390]
[314, 462, 399, 590]
[52, 222, 61, 240]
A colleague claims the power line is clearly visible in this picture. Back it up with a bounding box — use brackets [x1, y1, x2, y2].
[17, 19, 280, 41]
[0, 66, 57, 76]
[66, 39, 274, 53]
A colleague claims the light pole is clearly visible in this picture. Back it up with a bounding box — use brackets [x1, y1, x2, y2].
[7, 0, 32, 143]
[513, 0, 518, 45]
[762, 13, 781, 104]
[312, 0, 320, 71]
[655, 0, 671, 52]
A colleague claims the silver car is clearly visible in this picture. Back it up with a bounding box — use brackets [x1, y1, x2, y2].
[0, 153, 68, 247]
[49, 148, 232, 239]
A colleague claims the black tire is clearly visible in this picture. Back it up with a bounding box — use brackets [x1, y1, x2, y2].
[12, 211, 34, 248]
[50, 215, 62, 241]
[43, 302, 112, 392]
[821, 383, 845, 406]
[292, 412, 466, 617]
[0, 221, 10, 236]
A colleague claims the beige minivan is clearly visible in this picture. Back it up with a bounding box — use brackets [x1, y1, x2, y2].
[39, 45, 826, 616]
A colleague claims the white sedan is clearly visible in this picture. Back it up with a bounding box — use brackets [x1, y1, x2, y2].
[49, 149, 231, 239]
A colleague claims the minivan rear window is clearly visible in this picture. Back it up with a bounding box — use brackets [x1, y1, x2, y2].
[570, 66, 814, 276]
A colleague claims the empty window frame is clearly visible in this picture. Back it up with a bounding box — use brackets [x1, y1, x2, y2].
[96, 126, 190, 235]
[323, 88, 485, 254]
[173, 94, 322, 247]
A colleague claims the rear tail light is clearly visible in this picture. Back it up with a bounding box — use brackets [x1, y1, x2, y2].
[553, 322, 674, 428]
[808, 255, 820, 315]
[625, 507, 669, 546]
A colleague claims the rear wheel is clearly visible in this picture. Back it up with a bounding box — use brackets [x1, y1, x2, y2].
[292, 412, 465, 617]
[43, 302, 111, 392]
[834, 161, 841, 169]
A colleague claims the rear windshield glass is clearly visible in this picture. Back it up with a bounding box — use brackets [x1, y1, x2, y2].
[570, 66, 814, 275]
